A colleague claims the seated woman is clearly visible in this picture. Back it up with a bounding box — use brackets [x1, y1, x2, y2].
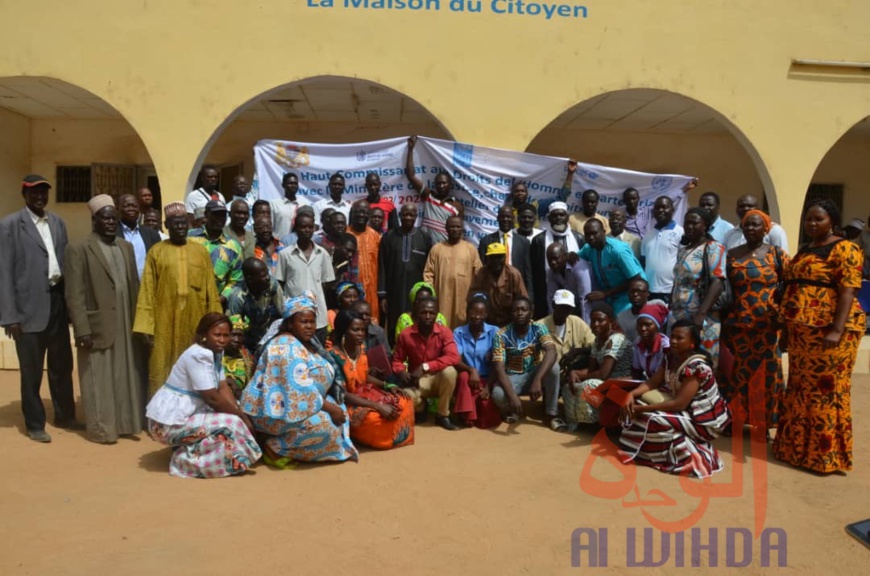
[145, 313, 262, 478]
[241, 292, 358, 467]
[327, 281, 363, 329]
[618, 320, 732, 478]
[394, 281, 449, 340]
[631, 302, 670, 381]
[223, 314, 254, 400]
[560, 302, 633, 431]
[452, 294, 500, 428]
[329, 309, 414, 449]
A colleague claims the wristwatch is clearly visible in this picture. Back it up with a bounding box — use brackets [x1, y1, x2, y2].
[422, 362, 430, 373]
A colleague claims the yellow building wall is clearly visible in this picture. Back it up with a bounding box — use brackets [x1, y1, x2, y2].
[0, 0, 869, 247]
[812, 133, 870, 223]
[0, 108, 31, 218]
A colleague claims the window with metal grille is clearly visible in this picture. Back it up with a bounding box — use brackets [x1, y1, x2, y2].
[55, 166, 92, 203]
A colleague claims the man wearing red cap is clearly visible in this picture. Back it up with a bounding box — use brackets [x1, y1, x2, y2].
[0, 175, 79, 442]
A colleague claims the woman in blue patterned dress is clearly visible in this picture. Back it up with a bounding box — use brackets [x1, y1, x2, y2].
[241, 292, 358, 467]
[670, 208, 727, 367]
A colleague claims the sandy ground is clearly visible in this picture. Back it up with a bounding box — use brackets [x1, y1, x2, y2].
[0, 370, 868, 576]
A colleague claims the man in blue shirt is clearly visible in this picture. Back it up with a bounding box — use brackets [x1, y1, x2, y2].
[578, 219, 645, 314]
[698, 191, 734, 244]
[116, 193, 161, 278]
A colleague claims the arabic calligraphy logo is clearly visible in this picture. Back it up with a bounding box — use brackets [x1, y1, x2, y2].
[276, 143, 310, 169]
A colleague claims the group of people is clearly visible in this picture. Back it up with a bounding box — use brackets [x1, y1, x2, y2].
[0, 150, 864, 481]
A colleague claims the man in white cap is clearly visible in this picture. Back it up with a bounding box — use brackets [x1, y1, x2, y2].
[530, 201, 584, 319]
[134, 202, 221, 398]
[0, 174, 79, 442]
[65, 195, 143, 443]
[539, 289, 594, 367]
[843, 218, 864, 243]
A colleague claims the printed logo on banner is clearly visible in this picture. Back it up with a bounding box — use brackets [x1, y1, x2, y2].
[453, 142, 474, 169]
[276, 143, 311, 169]
[356, 149, 368, 162]
[651, 175, 672, 191]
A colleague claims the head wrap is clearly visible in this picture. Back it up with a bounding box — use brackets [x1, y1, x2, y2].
[283, 291, 318, 319]
[742, 209, 772, 233]
[335, 281, 364, 299]
[485, 242, 507, 257]
[164, 202, 186, 219]
[87, 194, 115, 215]
[548, 201, 568, 214]
[409, 281, 436, 303]
[229, 314, 250, 332]
[636, 302, 669, 330]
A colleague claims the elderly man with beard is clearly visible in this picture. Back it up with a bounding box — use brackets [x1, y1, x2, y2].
[65, 195, 142, 444]
[467, 243, 528, 327]
[531, 202, 584, 319]
[378, 202, 433, 342]
[134, 202, 221, 397]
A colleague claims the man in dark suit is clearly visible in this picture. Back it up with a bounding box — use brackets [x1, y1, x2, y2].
[0, 175, 78, 442]
[478, 204, 534, 306]
[531, 202, 585, 320]
[116, 193, 161, 279]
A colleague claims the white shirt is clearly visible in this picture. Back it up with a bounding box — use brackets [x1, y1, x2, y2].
[641, 221, 684, 294]
[184, 188, 224, 215]
[26, 207, 62, 284]
[146, 344, 222, 425]
[517, 228, 543, 241]
[270, 196, 312, 240]
[708, 216, 735, 244]
[275, 243, 336, 329]
[723, 222, 789, 253]
[312, 198, 352, 226]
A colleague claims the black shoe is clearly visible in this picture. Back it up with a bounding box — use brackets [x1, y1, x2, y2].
[54, 419, 85, 431]
[415, 411, 427, 424]
[27, 429, 52, 443]
[435, 416, 460, 431]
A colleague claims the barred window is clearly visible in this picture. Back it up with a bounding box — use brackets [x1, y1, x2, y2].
[55, 166, 92, 203]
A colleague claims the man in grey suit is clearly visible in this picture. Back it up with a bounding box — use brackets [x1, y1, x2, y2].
[0, 175, 79, 442]
[477, 204, 534, 305]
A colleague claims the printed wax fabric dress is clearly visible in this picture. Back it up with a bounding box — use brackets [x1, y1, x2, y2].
[773, 239, 865, 473]
[563, 332, 633, 425]
[722, 246, 788, 430]
[670, 241, 727, 367]
[241, 333, 358, 462]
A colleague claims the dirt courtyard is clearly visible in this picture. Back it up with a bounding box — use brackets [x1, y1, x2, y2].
[0, 370, 868, 575]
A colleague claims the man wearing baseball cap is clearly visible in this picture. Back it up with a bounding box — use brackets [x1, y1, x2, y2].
[0, 175, 80, 442]
[467, 242, 528, 327]
[188, 200, 244, 299]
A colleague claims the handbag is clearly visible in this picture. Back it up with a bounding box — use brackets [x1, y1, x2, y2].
[582, 379, 643, 428]
[701, 242, 732, 313]
[559, 346, 592, 383]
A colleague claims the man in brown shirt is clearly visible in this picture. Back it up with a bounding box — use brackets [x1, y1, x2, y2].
[467, 242, 528, 327]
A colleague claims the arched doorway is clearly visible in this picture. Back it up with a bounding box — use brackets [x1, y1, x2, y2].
[805, 115, 870, 244]
[190, 75, 453, 195]
[526, 88, 774, 228]
[0, 76, 159, 242]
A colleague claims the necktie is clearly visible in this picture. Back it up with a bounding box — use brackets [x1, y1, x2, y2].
[503, 232, 511, 262]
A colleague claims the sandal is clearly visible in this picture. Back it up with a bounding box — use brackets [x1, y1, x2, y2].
[549, 417, 568, 432]
[504, 413, 519, 424]
[262, 453, 297, 470]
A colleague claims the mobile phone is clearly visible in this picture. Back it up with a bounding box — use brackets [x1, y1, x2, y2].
[845, 519, 870, 550]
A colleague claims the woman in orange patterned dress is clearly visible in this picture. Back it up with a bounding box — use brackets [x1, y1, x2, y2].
[773, 199, 865, 473]
[329, 309, 414, 450]
[723, 210, 788, 436]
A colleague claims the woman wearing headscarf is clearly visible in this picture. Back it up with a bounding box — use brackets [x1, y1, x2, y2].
[241, 292, 358, 468]
[631, 302, 670, 381]
[145, 312, 262, 478]
[329, 309, 414, 449]
[394, 281, 449, 340]
[327, 281, 364, 329]
[557, 302, 633, 431]
[774, 198, 865, 473]
[722, 209, 788, 437]
[670, 207, 727, 367]
[223, 314, 254, 400]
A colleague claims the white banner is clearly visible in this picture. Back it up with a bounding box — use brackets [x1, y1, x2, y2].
[253, 137, 694, 242]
